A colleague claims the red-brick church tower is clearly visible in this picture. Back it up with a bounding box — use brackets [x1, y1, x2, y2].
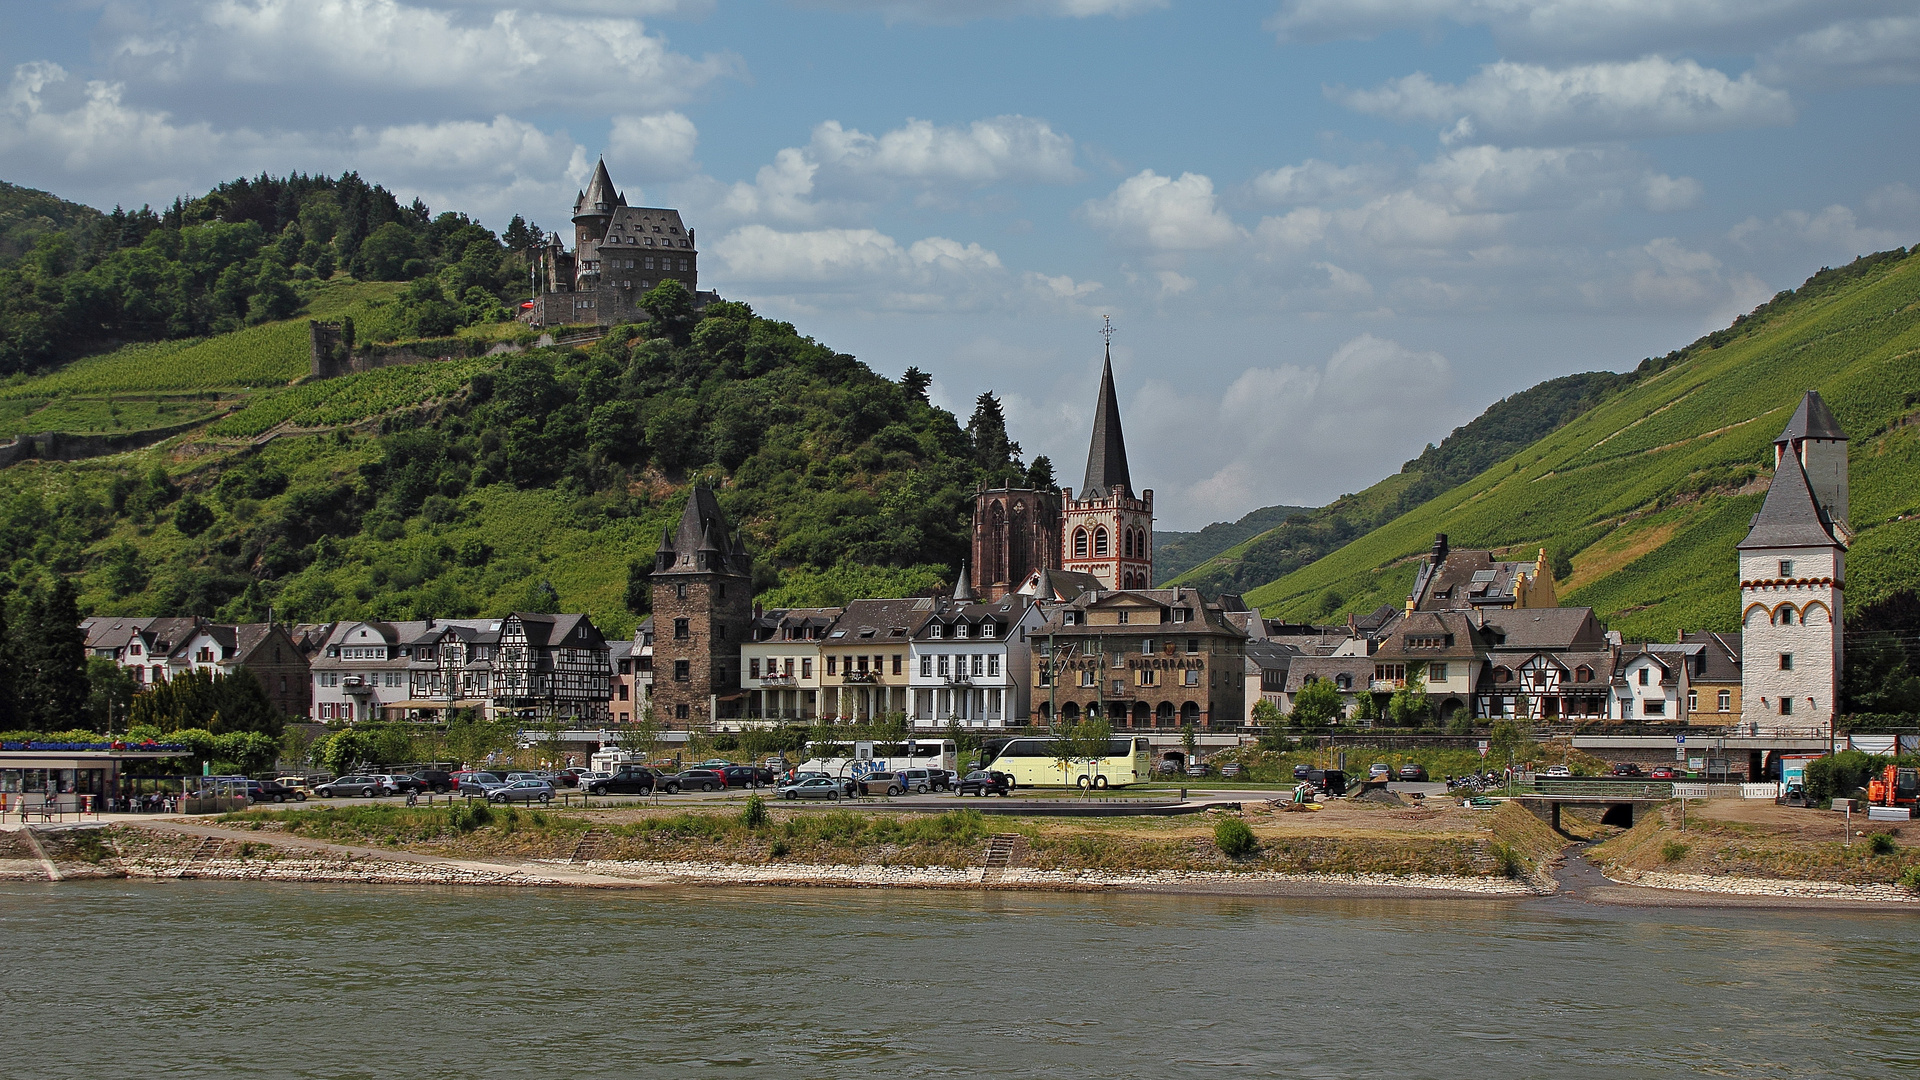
[970, 320, 1152, 598]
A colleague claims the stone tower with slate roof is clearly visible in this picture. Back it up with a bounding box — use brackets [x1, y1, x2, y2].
[1059, 333, 1153, 590]
[650, 486, 753, 728]
[1738, 391, 1847, 734]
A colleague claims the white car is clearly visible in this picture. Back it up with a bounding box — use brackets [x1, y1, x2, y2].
[1545, 765, 1572, 778]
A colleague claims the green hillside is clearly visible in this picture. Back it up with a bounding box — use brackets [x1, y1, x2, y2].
[1170, 369, 1633, 600]
[1241, 247, 1920, 640]
[0, 180, 103, 267]
[1154, 502, 1314, 583]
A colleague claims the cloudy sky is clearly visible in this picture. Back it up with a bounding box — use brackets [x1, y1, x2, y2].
[7, 1, 1920, 528]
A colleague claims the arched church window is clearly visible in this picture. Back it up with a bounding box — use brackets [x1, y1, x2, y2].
[1124, 529, 1134, 558]
[1094, 527, 1109, 556]
[1073, 528, 1088, 558]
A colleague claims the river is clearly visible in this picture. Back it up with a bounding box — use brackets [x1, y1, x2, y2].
[2, 880, 1915, 1078]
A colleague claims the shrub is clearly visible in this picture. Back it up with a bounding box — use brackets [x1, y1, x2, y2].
[1870, 832, 1898, 855]
[741, 795, 769, 829]
[769, 839, 789, 859]
[1214, 816, 1257, 859]
[1661, 840, 1691, 863]
[1490, 841, 1525, 879]
[1899, 865, 1920, 892]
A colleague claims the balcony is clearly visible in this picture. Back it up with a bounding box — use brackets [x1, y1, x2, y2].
[942, 673, 971, 686]
[757, 674, 797, 686]
[840, 671, 877, 684]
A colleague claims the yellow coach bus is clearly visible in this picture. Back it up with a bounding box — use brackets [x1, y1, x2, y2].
[985, 736, 1153, 789]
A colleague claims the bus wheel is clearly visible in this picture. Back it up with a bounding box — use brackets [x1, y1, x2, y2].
[1077, 776, 1092, 790]
[1093, 776, 1108, 789]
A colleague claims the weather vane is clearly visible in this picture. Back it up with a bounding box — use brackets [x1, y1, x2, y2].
[1100, 314, 1115, 346]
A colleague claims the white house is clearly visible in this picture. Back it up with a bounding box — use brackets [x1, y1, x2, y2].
[908, 589, 1045, 730]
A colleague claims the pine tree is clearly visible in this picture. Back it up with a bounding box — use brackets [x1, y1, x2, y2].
[900, 366, 931, 403]
[21, 577, 87, 731]
[966, 392, 1023, 482]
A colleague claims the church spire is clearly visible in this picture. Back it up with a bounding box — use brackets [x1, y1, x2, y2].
[1080, 316, 1132, 500]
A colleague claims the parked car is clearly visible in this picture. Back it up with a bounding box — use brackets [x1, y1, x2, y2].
[1397, 763, 1429, 782]
[587, 766, 659, 795]
[379, 774, 422, 794]
[1221, 762, 1243, 778]
[490, 779, 555, 804]
[316, 775, 384, 798]
[1649, 765, 1681, 780]
[898, 768, 942, 794]
[958, 770, 1013, 797]
[1304, 769, 1348, 796]
[252, 780, 307, 803]
[1158, 759, 1182, 775]
[855, 772, 906, 796]
[1544, 765, 1572, 778]
[415, 769, 454, 794]
[658, 769, 727, 794]
[777, 776, 843, 801]
[1293, 763, 1312, 780]
[505, 772, 544, 783]
[455, 771, 506, 796]
[559, 767, 591, 788]
[716, 766, 763, 789]
[452, 770, 503, 792]
[273, 776, 317, 799]
[1368, 762, 1393, 781]
[1186, 762, 1211, 777]
[1611, 762, 1646, 777]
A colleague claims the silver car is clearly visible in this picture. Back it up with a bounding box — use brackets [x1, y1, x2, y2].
[489, 778, 555, 804]
[777, 776, 843, 801]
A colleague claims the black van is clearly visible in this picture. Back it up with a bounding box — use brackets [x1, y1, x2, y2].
[1305, 769, 1348, 796]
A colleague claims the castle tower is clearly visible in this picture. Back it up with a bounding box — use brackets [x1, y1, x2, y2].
[1059, 331, 1153, 590]
[650, 486, 753, 729]
[1738, 391, 1847, 735]
[571, 158, 624, 291]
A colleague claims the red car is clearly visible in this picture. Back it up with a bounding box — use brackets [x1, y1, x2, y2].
[1649, 766, 1681, 780]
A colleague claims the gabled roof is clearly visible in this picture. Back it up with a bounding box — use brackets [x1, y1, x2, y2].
[1283, 655, 1372, 694]
[1484, 607, 1607, 650]
[827, 598, 933, 643]
[1679, 630, 1742, 681]
[1020, 568, 1104, 602]
[1080, 348, 1132, 499]
[1776, 390, 1846, 443]
[1738, 446, 1840, 550]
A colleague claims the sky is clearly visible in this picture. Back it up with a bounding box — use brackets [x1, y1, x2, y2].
[6, 1, 1920, 530]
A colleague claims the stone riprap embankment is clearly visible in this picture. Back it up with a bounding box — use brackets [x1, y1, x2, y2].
[1604, 864, 1920, 903]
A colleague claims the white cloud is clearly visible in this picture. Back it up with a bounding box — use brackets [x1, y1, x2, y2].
[1417, 144, 1698, 212]
[1268, 0, 1877, 57]
[608, 112, 700, 179]
[1338, 56, 1795, 142]
[106, 0, 740, 112]
[797, 0, 1167, 22]
[1081, 170, 1245, 250]
[1249, 158, 1390, 204]
[809, 116, 1080, 186]
[1762, 16, 1920, 86]
[1130, 334, 1459, 522]
[1727, 203, 1917, 261]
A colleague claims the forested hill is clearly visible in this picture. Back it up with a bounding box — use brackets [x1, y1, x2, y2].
[0, 180, 103, 267]
[1153, 503, 1313, 583]
[1239, 246, 1920, 642]
[0, 175, 1052, 641]
[1169, 368, 1636, 599]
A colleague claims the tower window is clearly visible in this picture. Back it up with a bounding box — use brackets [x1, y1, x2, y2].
[1073, 529, 1088, 558]
[1779, 697, 1793, 715]
[1776, 607, 1795, 626]
[673, 660, 689, 682]
[1779, 653, 1793, 670]
[1094, 527, 1109, 556]
[1778, 559, 1794, 577]
[674, 618, 690, 640]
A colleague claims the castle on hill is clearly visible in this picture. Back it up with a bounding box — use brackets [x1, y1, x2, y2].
[525, 159, 717, 328]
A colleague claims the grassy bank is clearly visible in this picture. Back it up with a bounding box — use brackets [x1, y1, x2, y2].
[1592, 800, 1920, 887]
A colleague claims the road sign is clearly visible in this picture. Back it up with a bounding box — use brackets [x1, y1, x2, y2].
[1477, 740, 1489, 752]
[1676, 734, 1686, 745]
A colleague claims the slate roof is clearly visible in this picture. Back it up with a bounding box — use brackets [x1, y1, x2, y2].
[1283, 655, 1373, 694]
[1776, 390, 1846, 443]
[1022, 568, 1105, 602]
[827, 598, 934, 644]
[1483, 607, 1607, 650]
[1737, 446, 1841, 550]
[1679, 630, 1742, 682]
[1080, 348, 1132, 499]
[574, 158, 624, 218]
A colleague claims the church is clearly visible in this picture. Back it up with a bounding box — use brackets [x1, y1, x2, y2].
[971, 333, 1155, 599]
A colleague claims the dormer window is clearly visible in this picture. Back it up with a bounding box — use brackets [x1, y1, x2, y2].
[980, 622, 996, 639]
[1173, 609, 1188, 623]
[955, 623, 969, 638]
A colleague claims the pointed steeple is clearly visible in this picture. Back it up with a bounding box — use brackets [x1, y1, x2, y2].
[953, 559, 975, 602]
[576, 158, 621, 221]
[1776, 390, 1846, 445]
[1738, 444, 1840, 550]
[1081, 332, 1132, 500]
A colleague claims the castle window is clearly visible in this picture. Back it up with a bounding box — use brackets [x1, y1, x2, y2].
[673, 660, 689, 682]
[1776, 607, 1794, 625]
[1094, 527, 1109, 556]
[1779, 652, 1793, 670]
[1779, 697, 1793, 715]
[1073, 529, 1088, 558]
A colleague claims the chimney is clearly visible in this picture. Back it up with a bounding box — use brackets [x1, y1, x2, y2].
[1431, 533, 1449, 565]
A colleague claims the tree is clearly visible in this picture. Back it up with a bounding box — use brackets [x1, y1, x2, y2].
[900, 366, 931, 403]
[446, 708, 516, 768]
[173, 494, 214, 538]
[1290, 677, 1342, 733]
[1388, 671, 1430, 726]
[640, 278, 695, 345]
[1549, 548, 1574, 583]
[966, 392, 1022, 482]
[127, 667, 282, 737]
[625, 559, 652, 615]
[621, 707, 663, 761]
[1251, 699, 1284, 731]
[1070, 716, 1112, 787]
[1487, 719, 1534, 764]
[85, 656, 136, 733]
[1025, 455, 1055, 492]
[19, 577, 88, 732]
[944, 718, 982, 770]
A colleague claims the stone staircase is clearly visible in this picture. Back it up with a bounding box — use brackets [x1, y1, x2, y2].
[979, 834, 1027, 883]
[177, 835, 223, 877]
[569, 828, 608, 865]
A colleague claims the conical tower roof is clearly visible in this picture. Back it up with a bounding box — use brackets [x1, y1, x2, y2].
[1080, 344, 1132, 499]
[1776, 390, 1846, 444]
[671, 486, 729, 557]
[953, 559, 975, 602]
[576, 158, 622, 220]
[1738, 444, 1840, 550]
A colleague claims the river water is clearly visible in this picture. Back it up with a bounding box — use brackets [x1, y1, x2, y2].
[3, 880, 1916, 1078]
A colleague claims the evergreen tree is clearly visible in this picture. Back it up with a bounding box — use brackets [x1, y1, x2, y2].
[0, 594, 16, 731]
[20, 577, 87, 731]
[1026, 455, 1056, 491]
[966, 392, 1023, 481]
[900, 366, 931, 403]
[502, 214, 535, 251]
[626, 560, 652, 615]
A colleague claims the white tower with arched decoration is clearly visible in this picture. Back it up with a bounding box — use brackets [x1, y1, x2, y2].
[1738, 391, 1847, 735]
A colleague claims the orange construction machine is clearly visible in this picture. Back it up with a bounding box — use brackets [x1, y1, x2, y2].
[1867, 765, 1918, 808]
